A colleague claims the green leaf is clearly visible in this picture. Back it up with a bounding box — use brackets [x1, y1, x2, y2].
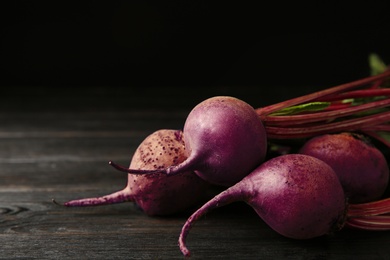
[270, 102, 331, 116]
[369, 53, 387, 75]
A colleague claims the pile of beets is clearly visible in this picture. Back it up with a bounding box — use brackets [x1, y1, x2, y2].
[57, 55, 390, 257]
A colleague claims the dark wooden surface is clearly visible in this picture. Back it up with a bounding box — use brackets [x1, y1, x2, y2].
[1, 86, 390, 260]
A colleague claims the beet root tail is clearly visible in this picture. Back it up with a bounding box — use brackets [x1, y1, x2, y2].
[178, 185, 243, 256]
[62, 189, 133, 207]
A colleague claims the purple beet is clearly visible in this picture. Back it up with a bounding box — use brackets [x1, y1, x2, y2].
[115, 96, 268, 187]
[178, 154, 346, 256]
[299, 132, 389, 203]
[60, 129, 219, 216]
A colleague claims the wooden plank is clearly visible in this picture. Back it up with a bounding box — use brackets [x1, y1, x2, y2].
[1, 198, 390, 259]
[1, 86, 390, 259]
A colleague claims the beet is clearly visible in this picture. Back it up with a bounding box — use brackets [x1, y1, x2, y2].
[178, 154, 346, 256]
[118, 96, 268, 187]
[60, 129, 219, 216]
[299, 132, 389, 203]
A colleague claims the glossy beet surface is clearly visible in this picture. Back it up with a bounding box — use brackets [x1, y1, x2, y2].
[63, 129, 219, 216]
[299, 132, 389, 203]
[178, 154, 346, 256]
[171, 96, 267, 186]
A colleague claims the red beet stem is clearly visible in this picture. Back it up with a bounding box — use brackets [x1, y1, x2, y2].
[345, 198, 390, 230]
[347, 198, 390, 216]
[257, 70, 390, 116]
[262, 98, 390, 126]
[108, 160, 164, 174]
[323, 103, 353, 111]
[345, 216, 390, 231]
[315, 88, 390, 102]
[370, 78, 387, 89]
[361, 125, 390, 132]
[265, 110, 390, 139]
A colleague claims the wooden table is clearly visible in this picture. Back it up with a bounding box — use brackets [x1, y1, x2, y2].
[1, 86, 390, 259]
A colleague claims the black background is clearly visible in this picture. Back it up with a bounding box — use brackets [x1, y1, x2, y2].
[1, 2, 390, 90]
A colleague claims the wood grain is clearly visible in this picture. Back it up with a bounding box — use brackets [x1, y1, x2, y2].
[1, 86, 390, 259]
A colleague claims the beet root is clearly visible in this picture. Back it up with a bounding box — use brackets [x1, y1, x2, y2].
[120, 96, 268, 187]
[299, 132, 389, 203]
[62, 129, 219, 216]
[179, 96, 267, 186]
[178, 154, 346, 256]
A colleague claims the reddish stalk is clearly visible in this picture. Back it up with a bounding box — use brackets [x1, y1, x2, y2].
[265, 110, 390, 139]
[348, 199, 390, 216]
[345, 216, 390, 231]
[361, 125, 390, 132]
[314, 88, 390, 102]
[370, 78, 386, 89]
[345, 198, 390, 231]
[255, 70, 390, 145]
[262, 98, 390, 126]
[256, 70, 390, 116]
[323, 103, 352, 111]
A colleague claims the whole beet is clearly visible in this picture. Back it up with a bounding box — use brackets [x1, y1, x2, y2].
[299, 132, 389, 203]
[180, 96, 267, 186]
[119, 96, 268, 187]
[62, 129, 219, 216]
[178, 154, 346, 256]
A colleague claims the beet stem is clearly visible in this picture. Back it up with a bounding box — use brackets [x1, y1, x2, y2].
[370, 78, 387, 89]
[263, 98, 390, 126]
[361, 125, 390, 132]
[315, 88, 390, 102]
[323, 103, 353, 111]
[257, 70, 390, 116]
[347, 198, 390, 216]
[346, 198, 390, 230]
[345, 215, 390, 230]
[265, 110, 390, 139]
